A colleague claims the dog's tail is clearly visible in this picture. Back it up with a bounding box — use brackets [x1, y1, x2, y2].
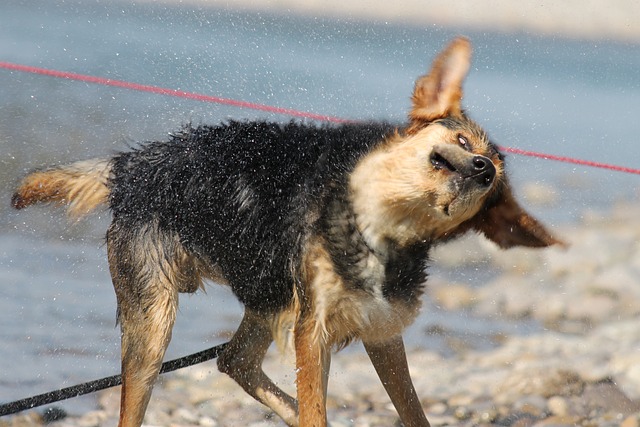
[12, 158, 112, 218]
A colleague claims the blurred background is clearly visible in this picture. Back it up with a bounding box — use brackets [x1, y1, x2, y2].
[1, 0, 639, 415]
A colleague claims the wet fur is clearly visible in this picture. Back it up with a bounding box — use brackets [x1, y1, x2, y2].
[12, 37, 561, 427]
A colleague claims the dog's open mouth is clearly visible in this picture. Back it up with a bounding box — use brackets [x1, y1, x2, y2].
[430, 152, 457, 173]
[431, 149, 496, 188]
[431, 148, 497, 218]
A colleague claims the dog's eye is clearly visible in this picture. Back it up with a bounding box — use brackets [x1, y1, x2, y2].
[458, 135, 470, 150]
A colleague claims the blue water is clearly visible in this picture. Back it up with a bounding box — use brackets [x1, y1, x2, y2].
[1, 0, 639, 415]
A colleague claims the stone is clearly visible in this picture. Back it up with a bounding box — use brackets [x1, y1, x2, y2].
[430, 283, 477, 310]
[581, 379, 640, 415]
[532, 415, 581, 426]
[547, 396, 569, 417]
[515, 395, 547, 416]
[622, 414, 640, 427]
[497, 368, 584, 402]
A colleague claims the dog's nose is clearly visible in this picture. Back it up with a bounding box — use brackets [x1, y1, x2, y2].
[471, 155, 495, 186]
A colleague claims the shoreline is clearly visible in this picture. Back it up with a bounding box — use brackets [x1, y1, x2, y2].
[134, 0, 640, 43]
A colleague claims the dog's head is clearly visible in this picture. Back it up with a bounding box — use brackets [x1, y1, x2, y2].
[351, 37, 561, 249]
[409, 37, 562, 248]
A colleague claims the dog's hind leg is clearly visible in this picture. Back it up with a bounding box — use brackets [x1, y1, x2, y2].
[217, 309, 299, 426]
[107, 222, 185, 427]
[364, 336, 430, 427]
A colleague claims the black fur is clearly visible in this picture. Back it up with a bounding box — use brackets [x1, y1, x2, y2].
[319, 186, 429, 303]
[109, 120, 398, 312]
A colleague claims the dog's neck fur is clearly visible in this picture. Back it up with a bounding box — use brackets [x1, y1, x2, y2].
[320, 182, 429, 305]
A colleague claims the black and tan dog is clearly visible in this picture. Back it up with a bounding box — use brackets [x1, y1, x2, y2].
[12, 37, 561, 427]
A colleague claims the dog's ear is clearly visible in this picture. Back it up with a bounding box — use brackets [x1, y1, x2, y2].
[473, 186, 565, 249]
[410, 37, 472, 125]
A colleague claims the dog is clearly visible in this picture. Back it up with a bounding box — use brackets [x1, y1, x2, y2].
[12, 37, 561, 427]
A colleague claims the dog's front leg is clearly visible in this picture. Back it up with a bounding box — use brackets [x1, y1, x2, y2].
[217, 310, 299, 426]
[295, 316, 331, 427]
[364, 336, 430, 427]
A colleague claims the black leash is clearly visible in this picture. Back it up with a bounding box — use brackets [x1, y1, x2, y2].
[0, 342, 228, 417]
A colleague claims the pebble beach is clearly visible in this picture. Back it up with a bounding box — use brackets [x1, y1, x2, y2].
[2, 200, 640, 426]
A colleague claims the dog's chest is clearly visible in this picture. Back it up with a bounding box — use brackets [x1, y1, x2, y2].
[321, 197, 429, 302]
[311, 198, 429, 344]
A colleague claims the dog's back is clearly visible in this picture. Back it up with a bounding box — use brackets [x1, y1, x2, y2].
[13, 120, 397, 312]
[111, 120, 399, 311]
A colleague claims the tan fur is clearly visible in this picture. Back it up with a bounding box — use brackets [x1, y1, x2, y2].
[350, 124, 502, 248]
[296, 237, 421, 348]
[294, 315, 331, 427]
[107, 223, 181, 427]
[408, 37, 471, 130]
[364, 337, 430, 427]
[13, 159, 111, 218]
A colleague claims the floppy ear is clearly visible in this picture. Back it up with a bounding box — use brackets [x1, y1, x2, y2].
[474, 186, 564, 249]
[410, 37, 472, 125]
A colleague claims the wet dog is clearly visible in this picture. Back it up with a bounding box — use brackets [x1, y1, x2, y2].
[12, 37, 561, 426]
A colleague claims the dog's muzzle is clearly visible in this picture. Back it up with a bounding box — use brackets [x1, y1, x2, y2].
[430, 144, 496, 187]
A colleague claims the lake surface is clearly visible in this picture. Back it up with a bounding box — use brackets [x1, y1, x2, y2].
[1, 0, 639, 415]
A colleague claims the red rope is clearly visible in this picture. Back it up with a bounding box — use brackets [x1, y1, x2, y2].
[499, 146, 640, 175]
[0, 61, 350, 124]
[1, 60, 639, 176]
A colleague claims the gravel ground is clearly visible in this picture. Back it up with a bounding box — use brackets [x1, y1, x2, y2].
[3, 201, 640, 426]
